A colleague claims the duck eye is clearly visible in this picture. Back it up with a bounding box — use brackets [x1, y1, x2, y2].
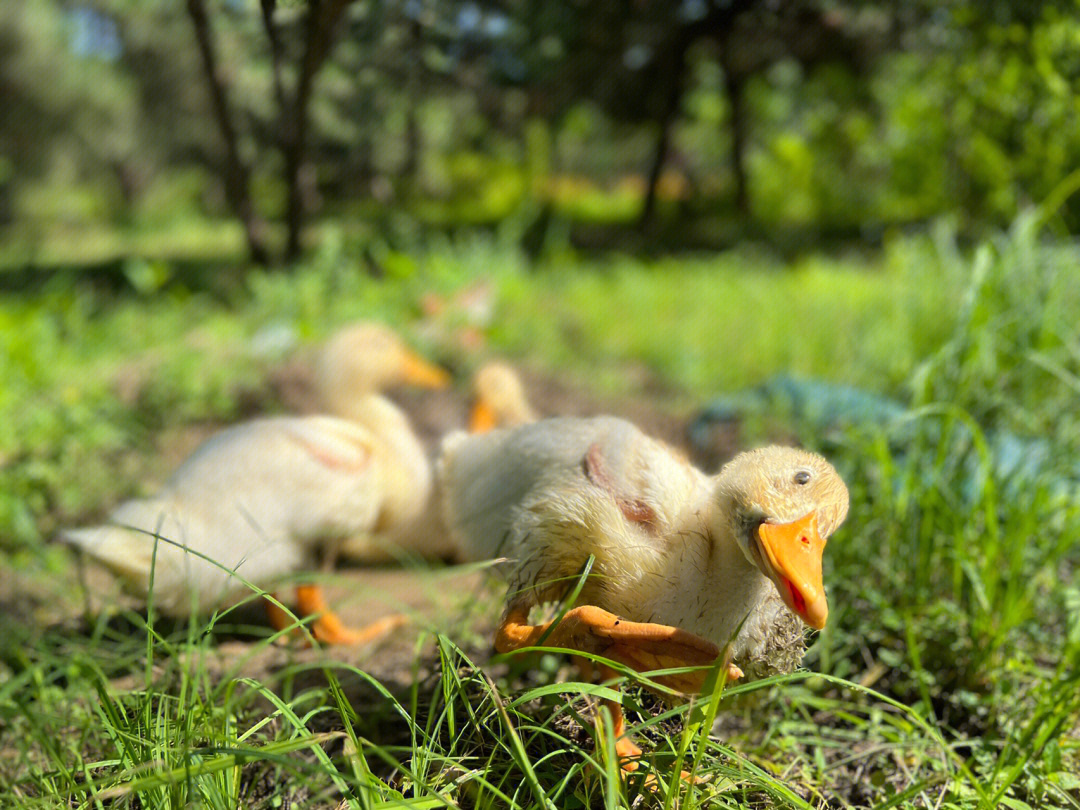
[794, 471, 811, 486]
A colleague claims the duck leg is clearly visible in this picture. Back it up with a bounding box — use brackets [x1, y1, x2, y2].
[264, 593, 296, 640]
[263, 586, 407, 645]
[496, 603, 738, 774]
[296, 584, 408, 645]
[596, 663, 644, 768]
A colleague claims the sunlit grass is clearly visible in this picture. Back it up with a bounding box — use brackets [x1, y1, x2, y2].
[494, 243, 952, 398]
[1, 213, 1079, 807]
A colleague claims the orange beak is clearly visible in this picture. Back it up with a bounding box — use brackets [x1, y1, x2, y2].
[469, 399, 498, 433]
[400, 350, 451, 389]
[757, 513, 828, 629]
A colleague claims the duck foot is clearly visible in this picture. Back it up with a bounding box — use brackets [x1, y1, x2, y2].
[264, 585, 408, 645]
[496, 603, 723, 693]
[637, 767, 711, 792]
[594, 663, 735, 789]
[264, 595, 297, 643]
[497, 604, 735, 788]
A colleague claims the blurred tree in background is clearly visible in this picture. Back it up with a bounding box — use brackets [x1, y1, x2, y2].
[3, 0, 1080, 266]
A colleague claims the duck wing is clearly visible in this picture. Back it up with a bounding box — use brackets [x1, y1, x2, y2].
[439, 415, 709, 579]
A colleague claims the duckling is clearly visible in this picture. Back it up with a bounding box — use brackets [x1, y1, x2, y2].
[62, 324, 450, 644]
[468, 361, 538, 433]
[315, 323, 456, 563]
[438, 416, 848, 759]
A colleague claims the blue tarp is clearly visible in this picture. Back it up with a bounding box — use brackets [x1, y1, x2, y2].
[690, 375, 1077, 505]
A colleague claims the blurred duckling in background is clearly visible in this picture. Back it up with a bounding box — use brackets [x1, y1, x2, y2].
[335, 357, 537, 561]
[468, 361, 538, 433]
[314, 323, 458, 563]
[439, 416, 848, 763]
[61, 324, 450, 644]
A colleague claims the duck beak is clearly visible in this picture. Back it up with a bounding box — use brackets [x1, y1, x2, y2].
[469, 398, 498, 433]
[757, 513, 828, 629]
[400, 350, 451, 389]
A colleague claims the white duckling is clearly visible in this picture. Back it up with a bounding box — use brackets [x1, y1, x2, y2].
[438, 416, 848, 758]
[61, 324, 450, 644]
[314, 323, 456, 562]
[468, 361, 538, 433]
[334, 357, 536, 561]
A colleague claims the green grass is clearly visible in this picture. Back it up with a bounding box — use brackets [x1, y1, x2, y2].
[492, 241, 953, 398]
[1, 213, 1078, 807]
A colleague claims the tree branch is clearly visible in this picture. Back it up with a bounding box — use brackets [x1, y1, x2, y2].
[185, 0, 271, 264]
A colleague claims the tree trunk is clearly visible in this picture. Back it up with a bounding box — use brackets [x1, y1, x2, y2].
[402, 17, 422, 184]
[724, 68, 750, 218]
[259, 0, 289, 117]
[639, 0, 758, 229]
[185, 0, 270, 265]
[284, 0, 354, 262]
[283, 2, 321, 262]
[640, 116, 672, 229]
[639, 39, 690, 229]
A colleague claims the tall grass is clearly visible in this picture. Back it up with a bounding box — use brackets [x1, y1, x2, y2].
[801, 212, 1080, 805]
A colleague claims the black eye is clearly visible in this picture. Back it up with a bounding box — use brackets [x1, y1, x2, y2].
[794, 471, 811, 486]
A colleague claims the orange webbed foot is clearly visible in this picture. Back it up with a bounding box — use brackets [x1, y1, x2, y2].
[266, 585, 408, 646]
[496, 603, 726, 692]
[590, 613, 723, 693]
[296, 584, 408, 645]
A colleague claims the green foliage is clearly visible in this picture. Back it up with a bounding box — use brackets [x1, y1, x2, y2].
[6, 2, 1080, 248]
[494, 244, 955, 398]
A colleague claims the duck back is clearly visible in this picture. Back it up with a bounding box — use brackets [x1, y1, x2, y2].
[439, 416, 650, 563]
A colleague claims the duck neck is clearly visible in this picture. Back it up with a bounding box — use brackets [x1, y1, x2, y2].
[341, 393, 433, 536]
[696, 498, 776, 650]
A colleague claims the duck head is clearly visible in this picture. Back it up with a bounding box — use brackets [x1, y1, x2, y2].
[468, 361, 536, 432]
[315, 323, 450, 410]
[714, 446, 849, 630]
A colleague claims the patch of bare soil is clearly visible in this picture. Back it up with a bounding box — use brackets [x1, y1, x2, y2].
[211, 565, 492, 690]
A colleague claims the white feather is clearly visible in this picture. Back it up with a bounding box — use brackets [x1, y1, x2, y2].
[60, 416, 381, 614]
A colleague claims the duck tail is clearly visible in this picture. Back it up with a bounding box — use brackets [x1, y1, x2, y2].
[57, 493, 182, 587]
[58, 522, 162, 586]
